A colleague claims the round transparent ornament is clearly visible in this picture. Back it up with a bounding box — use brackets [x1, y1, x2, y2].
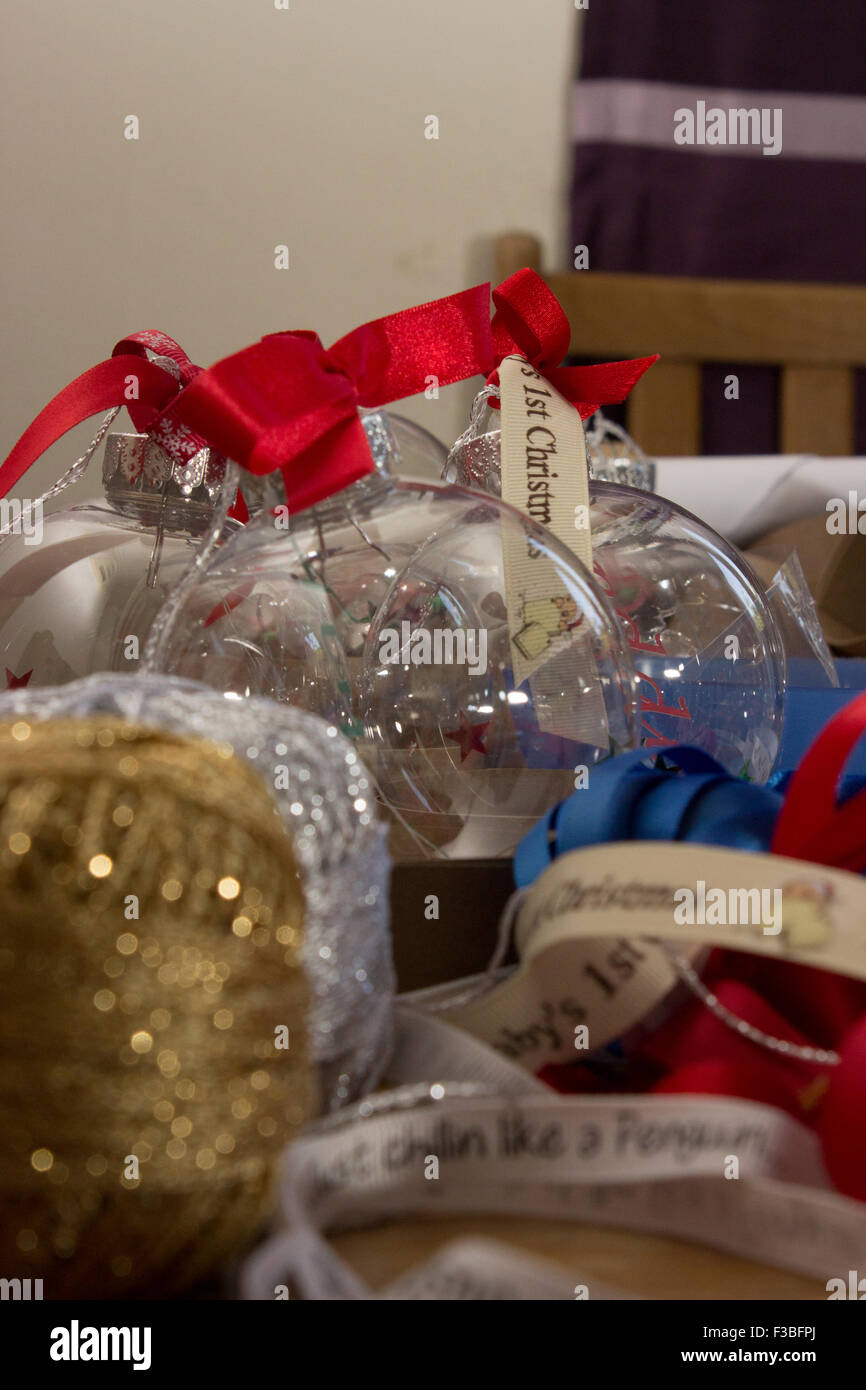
[446, 401, 786, 782]
[387, 412, 450, 479]
[0, 430, 241, 691]
[148, 410, 640, 860]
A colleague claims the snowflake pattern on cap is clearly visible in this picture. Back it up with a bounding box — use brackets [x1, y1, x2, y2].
[149, 418, 210, 466]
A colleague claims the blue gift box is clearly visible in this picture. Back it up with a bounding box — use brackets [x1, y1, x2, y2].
[778, 659, 866, 778]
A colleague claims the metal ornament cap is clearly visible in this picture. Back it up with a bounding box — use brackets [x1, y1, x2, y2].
[102, 432, 230, 529]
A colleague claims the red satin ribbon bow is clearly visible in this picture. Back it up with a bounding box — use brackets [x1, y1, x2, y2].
[0, 270, 658, 512]
[161, 283, 493, 511]
[0, 288, 495, 512]
[489, 267, 658, 419]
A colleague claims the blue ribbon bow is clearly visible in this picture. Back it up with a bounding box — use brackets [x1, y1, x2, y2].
[515, 747, 783, 888]
[515, 745, 866, 889]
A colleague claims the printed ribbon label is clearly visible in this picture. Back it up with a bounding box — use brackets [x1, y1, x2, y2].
[437, 841, 866, 1071]
[498, 354, 606, 745]
[241, 1083, 866, 1300]
[516, 841, 866, 976]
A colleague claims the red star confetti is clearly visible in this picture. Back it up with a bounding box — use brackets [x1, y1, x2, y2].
[444, 711, 491, 761]
[227, 489, 249, 524]
[5, 668, 33, 689]
[203, 582, 255, 628]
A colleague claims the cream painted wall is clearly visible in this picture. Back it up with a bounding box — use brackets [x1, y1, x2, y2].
[0, 0, 579, 503]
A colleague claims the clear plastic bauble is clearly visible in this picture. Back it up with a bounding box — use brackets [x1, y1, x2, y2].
[447, 415, 786, 782]
[0, 433, 239, 691]
[149, 412, 640, 860]
[387, 412, 450, 480]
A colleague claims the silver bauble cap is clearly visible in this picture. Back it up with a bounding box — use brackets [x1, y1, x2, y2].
[103, 432, 229, 509]
[101, 412, 400, 529]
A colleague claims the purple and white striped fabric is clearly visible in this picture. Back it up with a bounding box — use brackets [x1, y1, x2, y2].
[570, 1, 866, 452]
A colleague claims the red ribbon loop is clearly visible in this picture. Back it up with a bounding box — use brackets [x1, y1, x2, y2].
[159, 285, 498, 510]
[0, 354, 188, 503]
[111, 332, 211, 460]
[492, 267, 572, 370]
[489, 267, 658, 419]
[112, 330, 199, 388]
[328, 282, 495, 405]
[772, 689, 866, 873]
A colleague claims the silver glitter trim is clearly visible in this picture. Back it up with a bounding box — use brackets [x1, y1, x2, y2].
[0, 673, 394, 1108]
[661, 944, 840, 1067]
[360, 409, 402, 473]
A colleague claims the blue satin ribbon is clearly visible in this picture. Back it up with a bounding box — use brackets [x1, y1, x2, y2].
[514, 746, 783, 888]
[515, 743, 866, 888]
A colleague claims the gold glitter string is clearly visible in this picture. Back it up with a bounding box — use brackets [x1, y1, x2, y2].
[0, 717, 317, 1298]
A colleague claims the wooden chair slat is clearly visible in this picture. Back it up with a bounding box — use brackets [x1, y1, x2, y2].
[781, 366, 855, 456]
[493, 236, 866, 455]
[546, 271, 866, 368]
[628, 363, 701, 456]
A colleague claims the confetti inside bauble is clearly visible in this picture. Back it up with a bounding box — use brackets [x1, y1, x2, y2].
[149, 412, 640, 860]
[448, 417, 785, 781]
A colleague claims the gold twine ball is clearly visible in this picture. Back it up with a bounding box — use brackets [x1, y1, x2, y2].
[0, 717, 317, 1298]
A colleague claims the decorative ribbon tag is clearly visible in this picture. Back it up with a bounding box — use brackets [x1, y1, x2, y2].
[498, 354, 606, 745]
[431, 840, 866, 1072]
[517, 842, 866, 977]
[499, 354, 593, 578]
[241, 1079, 864, 1299]
[499, 353, 592, 684]
[419, 918, 697, 1072]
